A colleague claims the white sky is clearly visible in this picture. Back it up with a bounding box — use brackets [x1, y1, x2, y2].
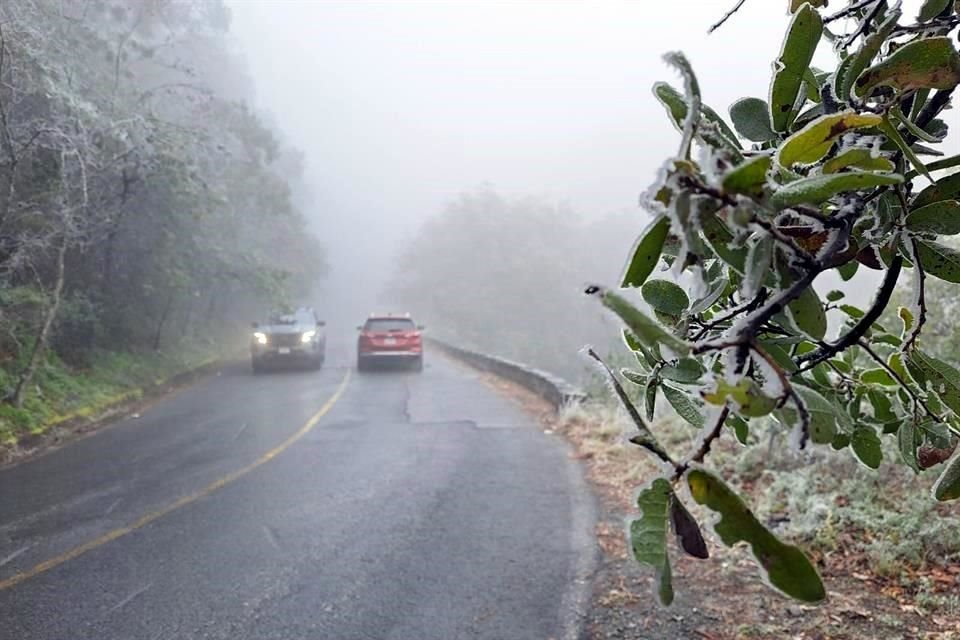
[226, 0, 947, 313]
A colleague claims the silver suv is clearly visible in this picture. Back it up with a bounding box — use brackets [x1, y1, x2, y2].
[251, 307, 326, 373]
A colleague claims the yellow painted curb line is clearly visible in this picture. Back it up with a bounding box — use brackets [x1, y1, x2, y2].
[0, 368, 352, 592]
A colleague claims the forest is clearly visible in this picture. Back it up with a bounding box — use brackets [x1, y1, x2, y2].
[0, 0, 323, 437]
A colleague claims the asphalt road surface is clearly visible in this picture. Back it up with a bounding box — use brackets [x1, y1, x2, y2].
[0, 338, 595, 640]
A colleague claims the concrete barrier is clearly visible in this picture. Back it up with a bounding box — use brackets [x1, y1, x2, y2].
[427, 338, 586, 410]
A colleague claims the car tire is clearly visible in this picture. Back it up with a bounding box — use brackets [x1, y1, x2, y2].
[413, 357, 423, 372]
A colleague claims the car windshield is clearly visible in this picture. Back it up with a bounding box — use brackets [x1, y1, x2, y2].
[267, 314, 298, 325]
[364, 318, 415, 332]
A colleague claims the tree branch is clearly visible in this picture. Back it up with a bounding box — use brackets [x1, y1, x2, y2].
[708, 0, 748, 34]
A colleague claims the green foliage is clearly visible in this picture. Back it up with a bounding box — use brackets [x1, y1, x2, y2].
[630, 478, 674, 605]
[588, 1, 960, 606]
[688, 469, 825, 602]
[621, 217, 669, 287]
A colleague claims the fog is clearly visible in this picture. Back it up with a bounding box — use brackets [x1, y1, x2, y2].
[226, 2, 802, 316]
[225, 0, 951, 376]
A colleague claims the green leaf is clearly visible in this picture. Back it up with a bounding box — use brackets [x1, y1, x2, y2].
[770, 171, 904, 209]
[728, 414, 750, 445]
[933, 454, 960, 501]
[729, 97, 777, 142]
[861, 368, 896, 385]
[703, 378, 778, 417]
[622, 217, 670, 288]
[701, 214, 748, 274]
[905, 201, 960, 235]
[624, 329, 659, 368]
[799, 386, 845, 442]
[645, 376, 659, 422]
[621, 369, 648, 386]
[914, 239, 960, 283]
[851, 427, 883, 469]
[689, 276, 728, 315]
[868, 389, 896, 422]
[592, 287, 690, 355]
[855, 37, 960, 96]
[770, 4, 823, 133]
[630, 477, 675, 605]
[722, 154, 773, 198]
[662, 383, 705, 428]
[776, 111, 883, 168]
[826, 290, 844, 302]
[759, 341, 799, 373]
[898, 421, 922, 473]
[879, 116, 930, 180]
[686, 469, 825, 602]
[908, 350, 960, 414]
[837, 260, 859, 281]
[670, 497, 709, 559]
[912, 171, 960, 209]
[642, 279, 690, 316]
[777, 264, 827, 340]
[652, 82, 740, 147]
[660, 358, 705, 384]
[822, 148, 896, 174]
[918, 0, 952, 21]
[743, 235, 774, 299]
[838, 9, 902, 100]
[839, 304, 864, 319]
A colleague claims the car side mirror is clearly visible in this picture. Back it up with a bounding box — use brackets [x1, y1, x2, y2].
[251, 321, 259, 329]
[317, 321, 326, 327]
[356, 325, 363, 331]
[417, 325, 425, 331]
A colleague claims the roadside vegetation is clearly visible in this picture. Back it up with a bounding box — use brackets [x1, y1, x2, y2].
[0, 1, 324, 446]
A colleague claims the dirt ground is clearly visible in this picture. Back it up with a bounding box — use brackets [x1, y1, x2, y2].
[478, 372, 960, 640]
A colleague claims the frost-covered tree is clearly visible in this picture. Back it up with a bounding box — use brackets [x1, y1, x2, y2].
[589, 0, 960, 604]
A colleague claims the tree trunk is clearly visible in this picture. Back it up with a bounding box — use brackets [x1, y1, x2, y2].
[152, 293, 174, 351]
[8, 237, 67, 408]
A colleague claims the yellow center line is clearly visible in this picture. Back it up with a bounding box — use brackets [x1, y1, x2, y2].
[0, 368, 352, 592]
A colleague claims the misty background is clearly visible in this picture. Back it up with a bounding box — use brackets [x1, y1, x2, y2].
[226, 0, 951, 380]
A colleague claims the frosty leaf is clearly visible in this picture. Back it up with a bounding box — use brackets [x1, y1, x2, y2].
[783, 384, 847, 444]
[642, 279, 690, 316]
[855, 37, 960, 96]
[851, 427, 883, 469]
[743, 235, 774, 300]
[837, 260, 859, 281]
[662, 383, 705, 428]
[898, 421, 922, 474]
[933, 454, 960, 501]
[914, 239, 960, 283]
[769, 171, 904, 209]
[722, 154, 772, 198]
[729, 97, 777, 142]
[879, 116, 930, 180]
[701, 214, 748, 273]
[703, 378, 778, 418]
[689, 277, 728, 315]
[860, 368, 896, 385]
[652, 82, 740, 149]
[622, 216, 670, 288]
[907, 350, 960, 414]
[660, 357, 705, 384]
[918, 0, 952, 21]
[686, 469, 826, 602]
[770, 3, 823, 133]
[784, 276, 827, 340]
[826, 290, 844, 302]
[630, 478, 674, 605]
[590, 287, 690, 355]
[776, 111, 882, 168]
[838, 9, 901, 100]
[905, 201, 960, 235]
[822, 148, 895, 174]
[912, 171, 960, 209]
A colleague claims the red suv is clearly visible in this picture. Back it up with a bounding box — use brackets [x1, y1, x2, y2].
[357, 314, 424, 372]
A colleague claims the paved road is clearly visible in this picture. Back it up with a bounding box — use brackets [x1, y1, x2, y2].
[0, 338, 595, 639]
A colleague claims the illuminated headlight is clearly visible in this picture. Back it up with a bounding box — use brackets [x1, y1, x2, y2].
[301, 330, 317, 343]
[253, 332, 267, 345]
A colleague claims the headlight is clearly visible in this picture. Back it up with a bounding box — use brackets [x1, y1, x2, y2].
[301, 330, 316, 343]
[253, 332, 267, 345]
